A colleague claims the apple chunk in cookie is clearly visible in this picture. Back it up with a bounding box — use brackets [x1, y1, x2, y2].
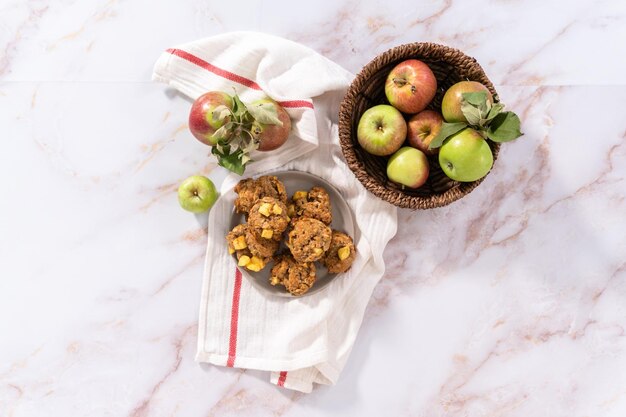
[226, 224, 268, 272]
[287, 217, 332, 263]
[322, 231, 356, 274]
[248, 196, 289, 241]
[245, 226, 279, 259]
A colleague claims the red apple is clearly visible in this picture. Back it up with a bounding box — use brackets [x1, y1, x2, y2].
[407, 110, 443, 155]
[188, 91, 234, 146]
[441, 81, 493, 123]
[249, 99, 291, 151]
[385, 59, 437, 114]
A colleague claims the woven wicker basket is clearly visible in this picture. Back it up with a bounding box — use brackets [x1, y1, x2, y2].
[339, 43, 500, 209]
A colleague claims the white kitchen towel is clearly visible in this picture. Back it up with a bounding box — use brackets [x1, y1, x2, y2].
[153, 31, 398, 393]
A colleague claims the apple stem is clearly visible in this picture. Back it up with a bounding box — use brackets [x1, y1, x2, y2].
[392, 77, 408, 87]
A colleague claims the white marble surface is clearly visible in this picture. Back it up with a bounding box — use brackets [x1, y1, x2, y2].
[2, 0, 626, 416]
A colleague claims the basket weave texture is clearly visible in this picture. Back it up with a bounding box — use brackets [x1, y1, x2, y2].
[338, 42, 500, 209]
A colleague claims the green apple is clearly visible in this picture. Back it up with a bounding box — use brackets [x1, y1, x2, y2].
[177, 175, 218, 213]
[387, 147, 429, 189]
[441, 81, 493, 123]
[357, 104, 407, 156]
[439, 128, 493, 182]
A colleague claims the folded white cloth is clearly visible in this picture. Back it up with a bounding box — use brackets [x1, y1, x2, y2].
[153, 31, 398, 393]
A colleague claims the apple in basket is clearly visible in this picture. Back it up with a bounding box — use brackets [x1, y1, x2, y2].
[441, 81, 493, 123]
[439, 128, 493, 182]
[188, 91, 234, 145]
[357, 104, 407, 156]
[248, 99, 292, 151]
[387, 147, 429, 189]
[407, 110, 443, 155]
[385, 59, 437, 114]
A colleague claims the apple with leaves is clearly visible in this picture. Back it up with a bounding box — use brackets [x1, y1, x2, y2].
[248, 99, 291, 151]
[441, 81, 493, 123]
[385, 59, 437, 114]
[188, 91, 234, 145]
[428, 90, 523, 151]
[407, 110, 443, 155]
[187, 92, 289, 175]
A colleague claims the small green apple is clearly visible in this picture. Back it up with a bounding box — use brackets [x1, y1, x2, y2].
[357, 104, 407, 156]
[439, 128, 493, 182]
[387, 147, 429, 189]
[177, 175, 218, 213]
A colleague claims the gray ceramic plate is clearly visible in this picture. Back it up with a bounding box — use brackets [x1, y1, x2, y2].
[229, 170, 355, 298]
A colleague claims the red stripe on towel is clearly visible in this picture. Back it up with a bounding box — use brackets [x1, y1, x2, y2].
[167, 48, 261, 90]
[277, 100, 314, 109]
[226, 267, 243, 367]
[277, 371, 288, 387]
[165, 48, 314, 109]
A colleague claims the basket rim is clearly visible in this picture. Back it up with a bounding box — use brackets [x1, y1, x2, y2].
[338, 42, 500, 210]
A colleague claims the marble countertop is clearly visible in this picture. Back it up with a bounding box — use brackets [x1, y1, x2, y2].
[2, 1, 626, 416]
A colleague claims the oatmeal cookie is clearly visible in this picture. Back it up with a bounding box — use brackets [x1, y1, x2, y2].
[287, 217, 332, 263]
[270, 253, 317, 296]
[226, 224, 268, 272]
[322, 230, 356, 274]
[234, 175, 287, 214]
[248, 197, 289, 241]
[245, 226, 279, 258]
[289, 186, 332, 225]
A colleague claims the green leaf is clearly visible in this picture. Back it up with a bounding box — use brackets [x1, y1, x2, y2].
[484, 103, 505, 123]
[428, 122, 468, 149]
[247, 102, 283, 126]
[240, 154, 251, 165]
[460, 101, 482, 126]
[462, 91, 488, 107]
[485, 111, 523, 142]
[212, 122, 234, 142]
[212, 146, 245, 175]
[231, 94, 248, 119]
[242, 137, 259, 154]
[211, 105, 231, 122]
[461, 92, 493, 127]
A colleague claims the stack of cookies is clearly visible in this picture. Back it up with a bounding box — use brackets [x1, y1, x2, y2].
[226, 175, 356, 296]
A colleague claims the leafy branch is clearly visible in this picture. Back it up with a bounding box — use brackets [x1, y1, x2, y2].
[209, 94, 283, 175]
